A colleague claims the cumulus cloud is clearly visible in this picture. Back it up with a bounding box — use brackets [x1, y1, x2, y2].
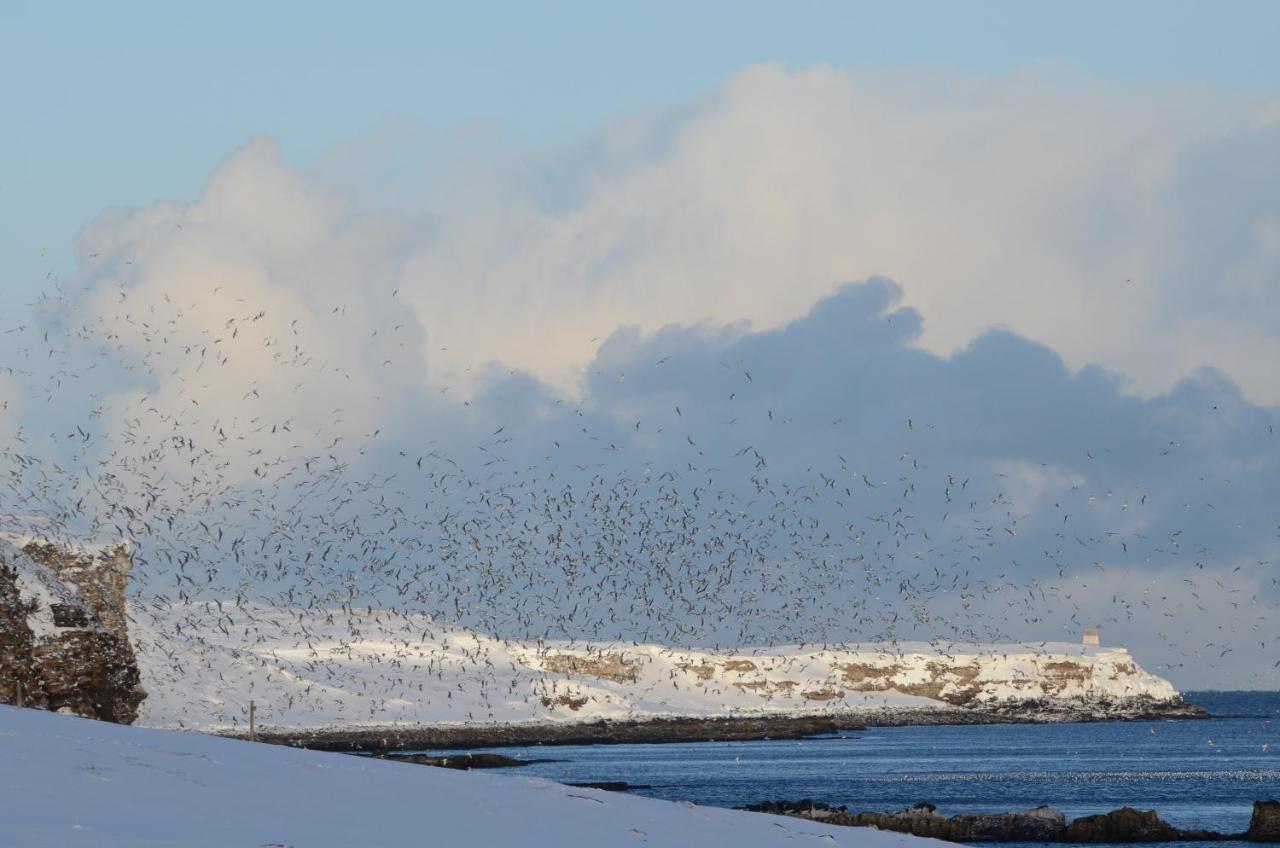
[61, 140, 429, 487]
[355, 65, 1279, 404]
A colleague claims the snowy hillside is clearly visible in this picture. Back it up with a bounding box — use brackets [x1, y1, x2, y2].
[0, 704, 934, 848]
[130, 602, 1183, 730]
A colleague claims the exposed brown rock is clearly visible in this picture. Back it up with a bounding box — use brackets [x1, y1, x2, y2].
[540, 694, 589, 711]
[0, 541, 145, 724]
[1041, 661, 1092, 695]
[22, 542, 134, 641]
[745, 800, 1243, 843]
[542, 652, 639, 683]
[722, 660, 758, 673]
[1064, 807, 1186, 842]
[50, 603, 90, 628]
[32, 629, 144, 723]
[833, 660, 985, 705]
[680, 663, 716, 680]
[838, 663, 902, 686]
[0, 561, 44, 709]
[846, 803, 1067, 842]
[1249, 801, 1280, 842]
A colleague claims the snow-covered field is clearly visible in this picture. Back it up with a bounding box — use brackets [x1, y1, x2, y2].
[130, 601, 1180, 730]
[0, 704, 937, 848]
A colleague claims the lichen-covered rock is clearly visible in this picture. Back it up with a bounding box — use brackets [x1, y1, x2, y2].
[0, 537, 145, 723]
[1249, 801, 1280, 842]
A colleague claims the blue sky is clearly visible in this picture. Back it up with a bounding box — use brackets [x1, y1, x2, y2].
[4, 0, 1280, 304]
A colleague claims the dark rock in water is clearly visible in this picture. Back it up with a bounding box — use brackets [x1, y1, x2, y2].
[962, 806, 1067, 842]
[1249, 801, 1280, 842]
[741, 800, 1245, 843]
[372, 752, 544, 769]
[742, 800, 839, 817]
[566, 782, 651, 792]
[1064, 807, 1190, 843]
[839, 802, 1067, 842]
[741, 800, 1066, 841]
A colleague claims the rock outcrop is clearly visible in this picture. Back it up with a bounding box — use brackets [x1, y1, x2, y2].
[0, 537, 145, 723]
[1059, 806, 1244, 843]
[1064, 807, 1198, 843]
[371, 752, 545, 770]
[742, 800, 1250, 843]
[744, 801, 1067, 842]
[1249, 801, 1280, 842]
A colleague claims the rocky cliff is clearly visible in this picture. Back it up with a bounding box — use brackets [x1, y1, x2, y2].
[508, 640, 1196, 721]
[0, 537, 145, 723]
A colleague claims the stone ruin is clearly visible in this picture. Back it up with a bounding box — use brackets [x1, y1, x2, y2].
[0, 538, 145, 724]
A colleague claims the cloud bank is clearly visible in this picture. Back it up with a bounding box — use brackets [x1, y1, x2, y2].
[2, 65, 1278, 690]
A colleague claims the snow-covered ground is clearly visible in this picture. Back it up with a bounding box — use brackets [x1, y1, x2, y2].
[0, 704, 937, 848]
[129, 601, 1180, 730]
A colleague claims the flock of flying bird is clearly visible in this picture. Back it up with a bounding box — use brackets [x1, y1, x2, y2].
[1, 269, 1277, 726]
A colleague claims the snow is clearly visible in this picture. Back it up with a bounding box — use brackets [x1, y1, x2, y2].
[1, 538, 83, 640]
[129, 601, 1180, 731]
[0, 704, 935, 848]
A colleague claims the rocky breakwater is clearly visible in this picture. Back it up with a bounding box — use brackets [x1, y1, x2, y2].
[0, 536, 145, 723]
[742, 801, 1280, 843]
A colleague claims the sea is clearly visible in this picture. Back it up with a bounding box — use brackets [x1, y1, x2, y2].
[471, 691, 1279, 844]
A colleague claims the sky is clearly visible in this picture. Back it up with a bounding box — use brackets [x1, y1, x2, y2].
[1, 3, 1278, 691]
[5, 0, 1280, 305]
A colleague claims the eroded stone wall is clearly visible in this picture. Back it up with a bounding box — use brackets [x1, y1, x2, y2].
[0, 541, 145, 723]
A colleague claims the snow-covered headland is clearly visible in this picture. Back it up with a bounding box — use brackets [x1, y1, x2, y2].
[129, 601, 1201, 746]
[3, 533, 1200, 747]
[0, 704, 934, 848]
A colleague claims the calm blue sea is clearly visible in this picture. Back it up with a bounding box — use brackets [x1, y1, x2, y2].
[470, 691, 1279, 842]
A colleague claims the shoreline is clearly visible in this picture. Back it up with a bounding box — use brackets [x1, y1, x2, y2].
[227, 700, 1208, 752]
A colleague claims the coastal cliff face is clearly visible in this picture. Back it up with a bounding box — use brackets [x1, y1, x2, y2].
[515, 641, 1190, 720]
[0, 538, 145, 723]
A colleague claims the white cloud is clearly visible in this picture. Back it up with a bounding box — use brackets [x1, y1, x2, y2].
[67, 139, 428, 487]
[361, 65, 1279, 403]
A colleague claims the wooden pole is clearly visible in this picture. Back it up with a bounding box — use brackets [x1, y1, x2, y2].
[249, 699, 256, 741]
[14, 681, 22, 708]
